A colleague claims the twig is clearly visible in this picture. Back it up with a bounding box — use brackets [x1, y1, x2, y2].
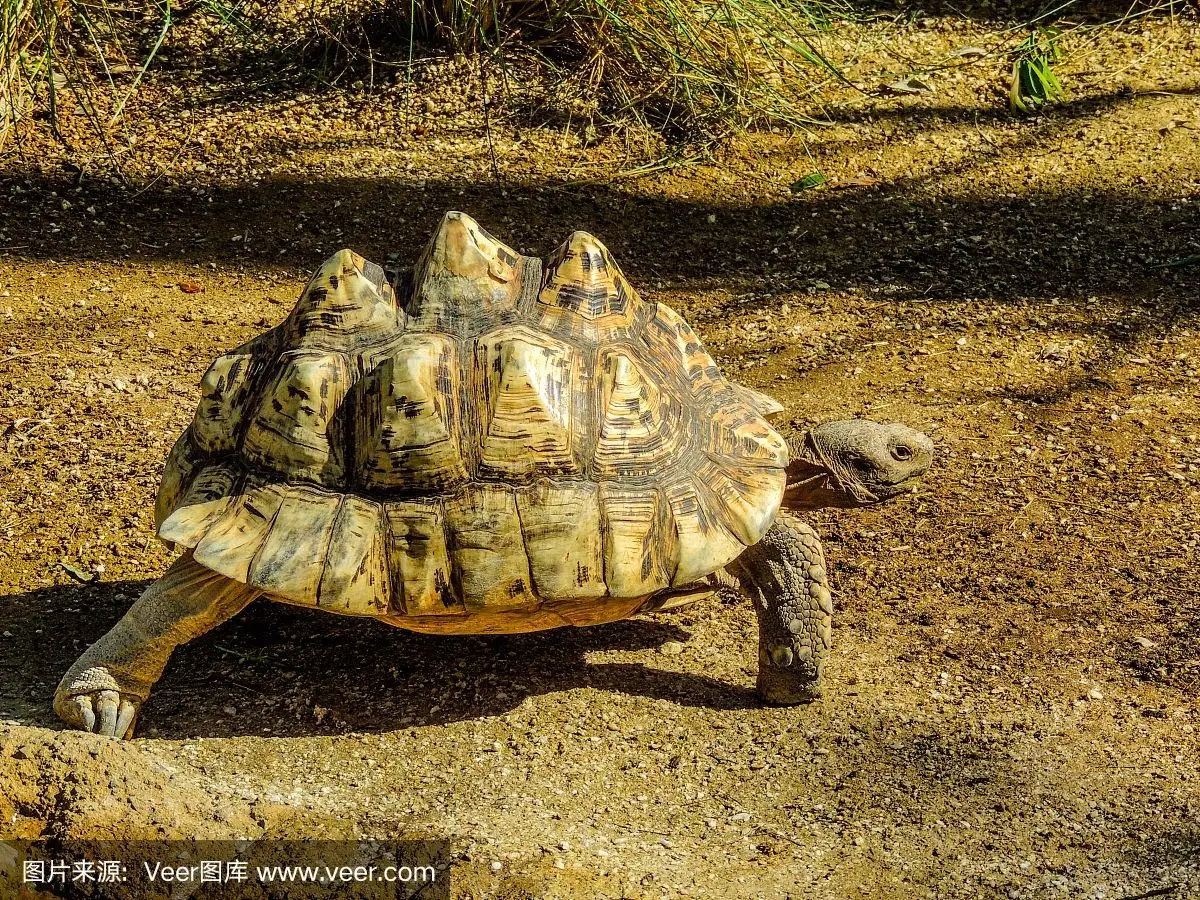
[754, 823, 807, 849]
[1117, 886, 1178, 900]
[0, 352, 40, 364]
[611, 823, 673, 836]
[479, 55, 501, 183]
[1032, 494, 1111, 515]
[214, 644, 270, 664]
[229, 679, 267, 696]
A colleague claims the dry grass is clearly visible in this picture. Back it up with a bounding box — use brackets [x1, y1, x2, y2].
[0, 0, 1192, 155]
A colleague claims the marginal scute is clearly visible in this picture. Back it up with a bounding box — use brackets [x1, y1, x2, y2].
[286, 248, 402, 347]
[408, 211, 522, 333]
[157, 461, 242, 546]
[248, 485, 342, 605]
[355, 333, 467, 492]
[476, 327, 579, 478]
[444, 484, 537, 611]
[537, 231, 643, 343]
[594, 350, 684, 477]
[241, 350, 350, 486]
[517, 480, 606, 601]
[385, 500, 462, 616]
[600, 485, 678, 598]
[696, 455, 785, 546]
[664, 477, 745, 586]
[734, 384, 786, 419]
[191, 477, 288, 584]
[319, 495, 390, 614]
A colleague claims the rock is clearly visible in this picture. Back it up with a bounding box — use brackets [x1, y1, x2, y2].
[1087, 687, 1104, 701]
[659, 641, 685, 656]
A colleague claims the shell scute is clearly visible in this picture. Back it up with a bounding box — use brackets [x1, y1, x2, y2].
[517, 480, 606, 601]
[695, 455, 785, 546]
[664, 477, 745, 586]
[156, 429, 205, 531]
[158, 461, 242, 546]
[600, 484, 678, 598]
[191, 476, 287, 584]
[444, 484, 537, 611]
[241, 350, 350, 486]
[537, 232, 647, 343]
[593, 349, 684, 478]
[641, 302, 723, 398]
[286, 249, 402, 348]
[249, 485, 342, 605]
[320, 496, 390, 614]
[475, 326, 580, 479]
[354, 333, 468, 492]
[408, 212, 523, 335]
[705, 389, 788, 468]
[385, 500, 462, 616]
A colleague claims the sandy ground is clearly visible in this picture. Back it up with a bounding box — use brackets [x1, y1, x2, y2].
[1, 10, 1199, 899]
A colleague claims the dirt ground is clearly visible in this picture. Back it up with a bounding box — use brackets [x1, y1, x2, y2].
[1, 9, 1199, 898]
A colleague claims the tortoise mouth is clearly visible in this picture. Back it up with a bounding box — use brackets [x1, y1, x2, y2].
[864, 467, 932, 502]
[880, 472, 923, 491]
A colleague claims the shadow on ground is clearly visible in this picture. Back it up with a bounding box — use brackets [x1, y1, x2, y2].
[3, 118, 1197, 312]
[0, 580, 755, 739]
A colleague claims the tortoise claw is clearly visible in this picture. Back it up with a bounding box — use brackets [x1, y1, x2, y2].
[57, 689, 140, 739]
[55, 666, 143, 739]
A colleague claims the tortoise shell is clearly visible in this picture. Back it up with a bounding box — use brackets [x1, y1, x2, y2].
[154, 212, 787, 633]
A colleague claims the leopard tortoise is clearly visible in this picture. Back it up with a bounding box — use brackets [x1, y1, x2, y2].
[56, 211, 933, 738]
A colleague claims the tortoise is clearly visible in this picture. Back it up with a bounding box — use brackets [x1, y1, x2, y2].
[55, 211, 933, 739]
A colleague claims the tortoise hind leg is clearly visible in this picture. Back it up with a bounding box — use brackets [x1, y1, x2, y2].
[728, 512, 833, 704]
[55, 553, 260, 739]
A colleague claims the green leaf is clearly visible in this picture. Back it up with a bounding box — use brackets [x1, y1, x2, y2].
[790, 171, 827, 192]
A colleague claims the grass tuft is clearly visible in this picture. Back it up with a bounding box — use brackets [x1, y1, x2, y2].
[258, 0, 853, 142]
[1009, 26, 1066, 113]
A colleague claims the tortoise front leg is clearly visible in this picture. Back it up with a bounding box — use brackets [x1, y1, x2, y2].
[55, 553, 260, 739]
[729, 512, 833, 704]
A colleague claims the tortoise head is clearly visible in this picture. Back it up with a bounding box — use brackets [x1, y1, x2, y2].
[783, 420, 933, 510]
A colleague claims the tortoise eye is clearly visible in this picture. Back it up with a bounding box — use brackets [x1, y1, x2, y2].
[891, 444, 914, 462]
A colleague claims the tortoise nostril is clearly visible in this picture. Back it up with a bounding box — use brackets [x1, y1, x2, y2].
[892, 444, 913, 462]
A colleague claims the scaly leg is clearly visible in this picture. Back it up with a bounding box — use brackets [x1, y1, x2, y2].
[728, 512, 833, 704]
[55, 553, 260, 738]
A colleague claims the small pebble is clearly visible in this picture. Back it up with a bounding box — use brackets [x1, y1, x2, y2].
[659, 641, 685, 656]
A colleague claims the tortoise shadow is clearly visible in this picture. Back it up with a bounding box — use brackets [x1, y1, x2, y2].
[0, 579, 761, 740]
